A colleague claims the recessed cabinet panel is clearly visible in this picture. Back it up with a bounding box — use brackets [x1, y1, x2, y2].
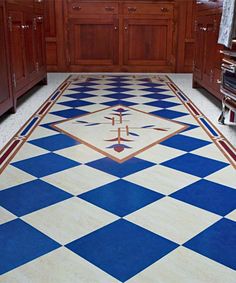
[8, 10, 27, 93]
[68, 18, 119, 66]
[124, 19, 173, 67]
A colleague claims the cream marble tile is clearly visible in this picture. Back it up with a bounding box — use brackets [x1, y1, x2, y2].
[0, 207, 16, 225]
[122, 90, 154, 96]
[174, 114, 200, 126]
[122, 96, 155, 104]
[81, 96, 115, 104]
[167, 104, 190, 113]
[205, 166, 236, 189]
[39, 113, 65, 124]
[27, 127, 58, 141]
[180, 126, 212, 141]
[127, 246, 236, 283]
[225, 210, 236, 221]
[191, 143, 230, 163]
[55, 144, 104, 164]
[42, 165, 118, 195]
[0, 247, 120, 283]
[49, 103, 69, 112]
[137, 144, 185, 164]
[125, 197, 220, 244]
[124, 165, 199, 195]
[130, 104, 161, 113]
[12, 143, 49, 162]
[79, 104, 107, 113]
[83, 90, 115, 96]
[0, 165, 36, 191]
[57, 96, 77, 103]
[22, 197, 118, 245]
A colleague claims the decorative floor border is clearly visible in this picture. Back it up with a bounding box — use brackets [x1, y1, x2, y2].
[0, 74, 235, 175]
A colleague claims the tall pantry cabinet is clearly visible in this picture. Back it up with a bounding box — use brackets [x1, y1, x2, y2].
[0, 0, 47, 117]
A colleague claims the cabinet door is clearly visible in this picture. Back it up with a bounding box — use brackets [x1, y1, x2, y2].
[193, 16, 205, 81]
[8, 10, 27, 93]
[24, 11, 37, 81]
[34, 15, 46, 74]
[68, 17, 119, 67]
[0, 0, 13, 115]
[123, 19, 173, 68]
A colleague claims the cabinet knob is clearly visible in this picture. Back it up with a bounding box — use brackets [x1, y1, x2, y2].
[114, 26, 118, 30]
[128, 7, 137, 12]
[105, 6, 115, 12]
[124, 26, 128, 30]
[161, 7, 169, 13]
[72, 5, 82, 10]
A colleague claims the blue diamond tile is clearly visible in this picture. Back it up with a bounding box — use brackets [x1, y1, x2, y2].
[146, 100, 180, 109]
[102, 100, 137, 107]
[151, 109, 188, 119]
[144, 93, 174, 100]
[161, 153, 228, 178]
[144, 87, 172, 93]
[171, 179, 236, 216]
[79, 179, 163, 217]
[106, 82, 131, 87]
[105, 93, 135, 100]
[138, 83, 166, 88]
[108, 87, 132, 93]
[50, 109, 88, 118]
[0, 180, 72, 217]
[184, 219, 236, 270]
[12, 153, 79, 178]
[58, 100, 93, 108]
[0, 219, 60, 275]
[87, 157, 155, 178]
[66, 219, 178, 282]
[161, 135, 211, 152]
[64, 93, 95, 100]
[29, 134, 80, 151]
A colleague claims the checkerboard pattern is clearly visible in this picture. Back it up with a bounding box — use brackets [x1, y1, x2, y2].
[0, 75, 235, 282]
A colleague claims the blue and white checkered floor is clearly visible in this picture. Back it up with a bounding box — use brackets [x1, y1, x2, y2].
[0, 75, 235, 282]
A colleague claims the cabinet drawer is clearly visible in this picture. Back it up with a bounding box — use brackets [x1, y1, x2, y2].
[123, 3, 173, 17]
[67, 1, 118, 16]
[196, 1, 223, 12]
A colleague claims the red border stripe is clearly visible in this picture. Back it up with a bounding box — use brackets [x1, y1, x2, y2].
[187, 102, 200, 116]
[0, 140, 20, 165]
[219, 140, 236, 161]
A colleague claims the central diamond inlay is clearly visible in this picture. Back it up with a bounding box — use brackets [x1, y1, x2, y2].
[53, 105, 187, 162]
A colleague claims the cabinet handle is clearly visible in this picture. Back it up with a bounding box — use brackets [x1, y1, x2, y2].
[21, 25, 30, 29]
[161, 7, 169, 12]
[128, 7, 137, 12]
[72, 5, 82, 10]
[36, 16, 43, 21]
[105, 6, 115, 12]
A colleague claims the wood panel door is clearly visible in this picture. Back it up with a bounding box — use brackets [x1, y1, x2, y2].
[8, 10, 27, 93]
[68, 17, 119, 68]
[0, 0, 13, 115]
[24, 11, 37, 81]
[34, 15, 46, 74]
[123, 19, 174, 68]
[193, 16, 205, 81]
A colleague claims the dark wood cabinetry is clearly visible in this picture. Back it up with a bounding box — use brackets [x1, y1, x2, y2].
[7, 0, 47, 99]
[46, 0, 195, 72]
[0, 0, 47, 117]
[0, 0, 14, 116]
[193, 1, 223, 99]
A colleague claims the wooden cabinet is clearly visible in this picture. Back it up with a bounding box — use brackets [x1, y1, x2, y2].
[0, 0, 47, 117]
[0, 0, 14, 116]
[193, 0, 223, 99]
[123, 18, 174, 71]
[7, 0, 47, 98]
[68, 17, 119, 69]
[64, 0, 176, 72]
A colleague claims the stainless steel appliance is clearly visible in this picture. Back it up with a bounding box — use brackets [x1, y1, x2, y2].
[218, 52, 236, 124]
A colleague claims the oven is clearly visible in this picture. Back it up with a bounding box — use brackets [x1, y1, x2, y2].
[218, 53, 236, 124]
